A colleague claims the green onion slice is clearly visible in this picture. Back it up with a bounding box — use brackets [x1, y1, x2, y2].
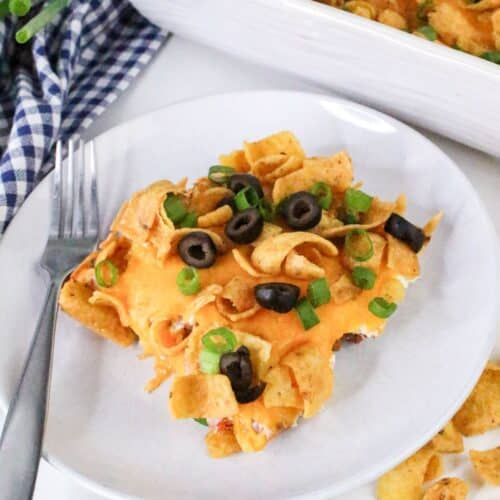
[310, 182, 333, 210]
[351, 266, 376, 290]
[258, 198, 275, 222]
[194, 418, 208, 426]
[418, 25, 438, 41]
[163, 193, 187, 224]
[480, 51, 500, 64]
[177, 212, 198, 228]
[368, 297, 397, 319]
[94, 259, 118, 288]
[208, 165, 235, 185]
[176, 266, 201, 296]
[201, 327, 237, 354]
[345, 229, 374, 262]
[295, 298, 320, 330]
[307, 278, 331, 308]
[9, 0, 31, 16]
[199, 349, 221, 374]
[234, 186, 260, 211]
[344, 188, 373, 215]
[16, 0, 68, 44]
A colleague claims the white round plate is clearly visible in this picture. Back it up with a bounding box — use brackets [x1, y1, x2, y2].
[0, 91, 497, 500]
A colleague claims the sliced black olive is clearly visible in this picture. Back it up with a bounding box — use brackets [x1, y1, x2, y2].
[254, 282, 300, 313]
[384, 213, 425, 253]
[279, 191, 322, 230]
[228, 174, 264, 198]
[235, 383, 266, 404]
[224, 208, 263, 244]
[220, 346, 252, 392]
[216, 195, 236, 213]
[177, 231, 217, 268]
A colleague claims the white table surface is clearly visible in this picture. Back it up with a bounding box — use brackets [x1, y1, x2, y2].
[33, 35, 500, 500]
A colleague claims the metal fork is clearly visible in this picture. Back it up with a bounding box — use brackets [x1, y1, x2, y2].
[0, 139, 99, 500]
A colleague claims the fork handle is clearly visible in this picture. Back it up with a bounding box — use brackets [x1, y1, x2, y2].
[0, 280, 60, 500]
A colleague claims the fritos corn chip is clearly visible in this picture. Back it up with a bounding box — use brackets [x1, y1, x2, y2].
[422, 477, 469, 500]
[470, 447, 500, 485]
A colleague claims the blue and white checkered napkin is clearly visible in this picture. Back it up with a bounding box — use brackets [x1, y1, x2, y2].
[0, 0, 166, 234]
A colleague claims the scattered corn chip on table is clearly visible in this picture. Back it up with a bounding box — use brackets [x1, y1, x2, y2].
[34, 36, 500, 500]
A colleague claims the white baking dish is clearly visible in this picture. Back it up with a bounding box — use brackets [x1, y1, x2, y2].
[130, 0, 500, 157]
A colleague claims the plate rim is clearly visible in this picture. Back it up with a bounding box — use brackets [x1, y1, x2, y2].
[1, 89, 498, 500]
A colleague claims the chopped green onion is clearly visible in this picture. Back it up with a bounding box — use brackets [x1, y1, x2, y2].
[94, 259, 118, 288]
[351, 266, 376, 290]
[310, 182, 333, 210]
[16, 0, 68, 44]
[202, 327, 237, 354]
[480, 51, 500, 64]
[258, 198, 275, 222]
[416, 0, 433, 21]
[418, 25, 437, 41]
[199, 349, 221, 374]
[208, 165, 235, 185]
[163, 193, 187, 224]
[234, 186, 260, 211]
[345, 229, 374, 262]
[295, 298, 320, 330]
[344, 188, 373, 215]
[368, 297, 397, 318]
[176, 266, 201, 296]
[9, 0, 31, 16]
[344, 212, 358, 225]
[0, 0, 9, 20]
[177, 212, 198, 228]
[307, 278, 331, 308]
[194, 418, 208, 426]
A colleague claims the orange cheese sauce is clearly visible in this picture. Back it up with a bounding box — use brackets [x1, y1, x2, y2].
[105, 241, 399, 375]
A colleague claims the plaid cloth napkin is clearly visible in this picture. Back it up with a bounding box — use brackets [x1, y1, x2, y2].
[0, 0, 166, 234]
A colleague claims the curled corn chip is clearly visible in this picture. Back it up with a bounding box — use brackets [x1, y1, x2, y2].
[169, 374, 238, 419]
[111, 180, 182, 242]
[189, 178, 233, 215]
[376, 444, 439, 500]
[232, 401, 300, 452]
[284, 249, 325, 280]
[423, 478, 469, 500]
[311, 211, 344, 237]
[216, 277, 261, 321]
[431, 421, 464, 453]
[59, 280, 136, 347]
[89, 291, 131, 328]
[281, 343, 333, 418]
[452, 362, 500, 435]
[232, 248, 270, 277]
[183, 284, 222, 321]
[251, 232, 337, 276]
[424, 454, 444, 482]
[386, 234, 420, 279]
[197, 205, 233, 228]
[243, 131, 305, 166]
[205, 428, 242, 458]
[252, 154, 303, 183]
[272, 152, 353, 203]
[470, 447, 500, 485]
[149, 315, 194, 357]
[342, 232, 386, 272]
[218, 149, 250, 172]
[263, 365, 303, 409]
